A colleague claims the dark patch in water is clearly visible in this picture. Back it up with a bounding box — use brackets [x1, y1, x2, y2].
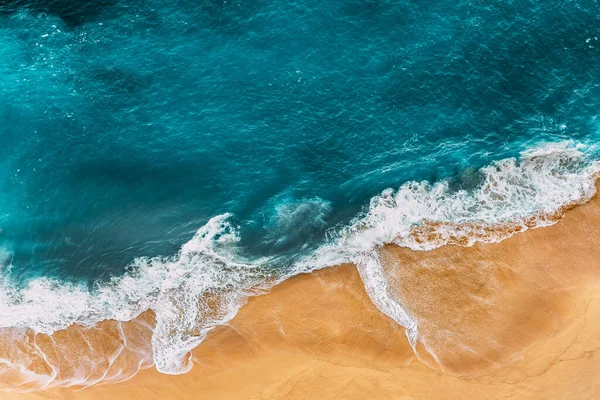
[0, 0, 117, 27]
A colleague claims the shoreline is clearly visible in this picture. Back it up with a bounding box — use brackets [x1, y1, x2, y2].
[4, 188, 600, 398]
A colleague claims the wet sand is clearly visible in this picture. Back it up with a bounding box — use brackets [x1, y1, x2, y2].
[5, 191, 600, 399]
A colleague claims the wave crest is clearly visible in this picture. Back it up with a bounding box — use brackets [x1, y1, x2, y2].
[300, 141, 599, 351]
[0, 214, 267, 375]
[0, 141, 598, 388]
[341, 141, 598, 253]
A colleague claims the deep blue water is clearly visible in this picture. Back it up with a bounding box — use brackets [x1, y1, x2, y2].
[1, 0, 600, 284]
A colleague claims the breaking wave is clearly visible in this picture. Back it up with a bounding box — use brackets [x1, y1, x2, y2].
[0, 215, 269, 375]
[298, 140, 600, 349]
[0, 140, 598, 387]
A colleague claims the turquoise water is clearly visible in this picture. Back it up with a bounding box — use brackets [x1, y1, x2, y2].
[1, 0, 600, 374]
[2, 0, 599, 282]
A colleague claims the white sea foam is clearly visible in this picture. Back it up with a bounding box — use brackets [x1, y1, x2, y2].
[295, 140, 600, 350]
[337, 141, 598, 254]
[0, 214, 267, 375]
[0, 141, 598, 384]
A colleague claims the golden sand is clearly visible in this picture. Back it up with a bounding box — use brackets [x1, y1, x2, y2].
[4, 193, 600, 398]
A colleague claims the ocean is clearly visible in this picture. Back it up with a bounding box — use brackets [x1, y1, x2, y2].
[1, 0, 600, 376]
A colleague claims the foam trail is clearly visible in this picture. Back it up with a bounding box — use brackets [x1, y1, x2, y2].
[355, 253, 418, 348]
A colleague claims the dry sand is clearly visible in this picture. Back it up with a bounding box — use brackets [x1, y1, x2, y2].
[4, 192, 600, 399]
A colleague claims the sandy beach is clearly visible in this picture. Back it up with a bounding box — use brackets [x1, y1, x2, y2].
[3, 189, 600, 399]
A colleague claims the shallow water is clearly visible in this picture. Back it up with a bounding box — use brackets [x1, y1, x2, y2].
[1, 0, 600, 376]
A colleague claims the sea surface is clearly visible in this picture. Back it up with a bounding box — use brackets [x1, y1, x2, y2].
[1, 0, 600, 375]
